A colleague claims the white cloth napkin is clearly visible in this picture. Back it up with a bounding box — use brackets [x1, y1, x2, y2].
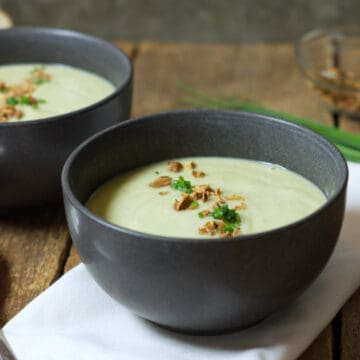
[2, 162, 360, 360]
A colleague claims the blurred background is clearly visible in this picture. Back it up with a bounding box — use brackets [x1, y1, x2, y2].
[0, 0, 358, 42]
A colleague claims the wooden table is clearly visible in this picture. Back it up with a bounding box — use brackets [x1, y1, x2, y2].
[1, 41, 359, 359]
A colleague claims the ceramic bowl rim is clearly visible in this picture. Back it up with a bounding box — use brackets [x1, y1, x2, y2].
[62, 109, 348, 244]
[0, 26, 133, 128]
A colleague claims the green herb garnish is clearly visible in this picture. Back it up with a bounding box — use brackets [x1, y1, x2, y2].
[30, 66, 45, 74]
[190, 201, 199, 209]
[177, 82, 360, 163]
[222, 223, 240, 233]
[30, 66, 50, 85]
[155, 171, 159, 175]
[211, 204, 240, 223]
[6, 97, 19, 106]
[209, 204, 241, 234]
[171, 176, 193, 194]
[198, 212, 205, 218]
[34, 78, 49, 85]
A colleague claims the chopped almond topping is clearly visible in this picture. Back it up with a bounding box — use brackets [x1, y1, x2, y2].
[30, 68, 52, 83]
[0, 81, 7, 91]
[214, 188, 226, 205]
[168, 161, 183, 172]
[225, 194, 245, 201]
[220, 231, 232, 238]
[235, 202, 247, 210]
[159, 191, 168, 195]
[202, 209, 211, 216]
[198, 228, 208, 235]
[174, 193, 193, 211]
[233, 228, 241, 236]
[194, 185, 213, 193]
[149, 176, 172, 188]
[7, 84, 35, 97]
[184, 161, 196, 169]
[192, 170, 205, 178]
[0, 105, 23, 122]
[204, 221, 218, 231]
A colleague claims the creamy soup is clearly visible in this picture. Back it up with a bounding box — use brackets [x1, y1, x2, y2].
[0, 63, 115, 122]
[87, 157, 326, 238]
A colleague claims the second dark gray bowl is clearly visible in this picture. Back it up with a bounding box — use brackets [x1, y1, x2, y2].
[0, 27, 132, 210]
[62, 110, 347, 334]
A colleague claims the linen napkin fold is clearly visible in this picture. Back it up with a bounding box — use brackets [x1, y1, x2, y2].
[2, 162, 360, 360]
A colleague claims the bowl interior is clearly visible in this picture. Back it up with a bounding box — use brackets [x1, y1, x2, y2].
[0, 27, 131, 91]
[64, 110, 347, 214]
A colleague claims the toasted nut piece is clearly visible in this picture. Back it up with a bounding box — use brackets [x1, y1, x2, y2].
[168, 161, 183, 172]
[220, 231, 232, 238]
[0, 105, 23, 122]
[149, 176, 172, 188]
[202, 191, 211, 202]
[232, 228, 241, 236]
[192, 170, 205, 178]
[174, 193, 193, 211]
[184, 161, 196, 169]
[159, 191, 168, 195]
[194, 185, 213, 193]
[198, 227, 208, 235]
[235, 202, 247, 210]
[204, 221, 218, 231]
[0, 80, 7, 91]
[225, 194, 245, 201]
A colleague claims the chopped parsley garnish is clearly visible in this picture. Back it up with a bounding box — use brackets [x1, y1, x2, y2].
[198, 212, 205, 218]
[6, 96, 46, 109]
[171, 176, 193, 194]
[6, 97, 19, 106]
[211, 204, 240, 224]
[30, 66, 50, 85]
[190, 201, 199, 209]
[34, 78, 49, 85]
[155, 171, 159, 175]
[30, 66, 45, 74]
[222, 223, 240, 233]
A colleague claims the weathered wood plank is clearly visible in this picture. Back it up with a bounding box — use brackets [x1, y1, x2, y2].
[0, 209, 69, 326]
[299, 326, 333, 360]
[341, 287, 360, 360]
[132, 41, 360, 135]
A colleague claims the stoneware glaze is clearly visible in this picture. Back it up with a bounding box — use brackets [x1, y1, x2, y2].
[0, 27, 132, 209]
[62, 110, 348, 334]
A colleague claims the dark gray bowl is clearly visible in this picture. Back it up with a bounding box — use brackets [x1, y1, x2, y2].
[62, 110, 347, 334]
[0, 27, 132, 210]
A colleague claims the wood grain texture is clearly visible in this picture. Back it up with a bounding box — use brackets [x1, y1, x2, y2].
[298, 326, 333, 360]
[132, 41, 360, 135]
[0, 209, 69, 326]
[341, 287, 360, 360]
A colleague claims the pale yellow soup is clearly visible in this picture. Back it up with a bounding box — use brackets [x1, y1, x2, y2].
[0, 63, 115, 121]
[87, 157, 326, 238]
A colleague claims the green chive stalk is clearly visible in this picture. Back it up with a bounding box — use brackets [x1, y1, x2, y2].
[177, 82, 360, 162]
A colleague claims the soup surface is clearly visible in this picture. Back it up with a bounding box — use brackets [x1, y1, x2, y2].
[87, 157, 326, 238]
[0, 63, 115, 122]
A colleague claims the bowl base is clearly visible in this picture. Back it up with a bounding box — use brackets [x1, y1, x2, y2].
[147, 317, 267, 336]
